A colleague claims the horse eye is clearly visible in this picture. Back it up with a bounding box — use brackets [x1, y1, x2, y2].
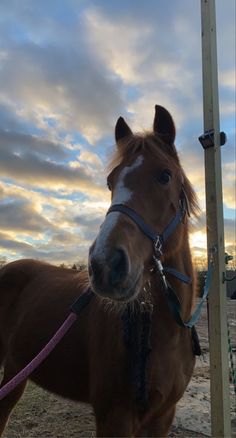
[157, 169, 172, 184]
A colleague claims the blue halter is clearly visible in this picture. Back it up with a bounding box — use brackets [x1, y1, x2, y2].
[106, 201, 205, 329]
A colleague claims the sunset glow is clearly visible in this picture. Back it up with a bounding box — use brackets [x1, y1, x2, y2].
[0, 1, 235, 268]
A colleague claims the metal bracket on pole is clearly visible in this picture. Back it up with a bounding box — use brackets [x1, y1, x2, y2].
[198, 130, 227, 149]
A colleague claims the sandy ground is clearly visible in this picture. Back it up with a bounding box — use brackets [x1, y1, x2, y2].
[1, 301, 236, 438]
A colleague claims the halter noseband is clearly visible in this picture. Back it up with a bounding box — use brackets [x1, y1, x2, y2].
[107, 202, 185, 258]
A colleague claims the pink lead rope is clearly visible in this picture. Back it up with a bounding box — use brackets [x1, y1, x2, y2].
[0, 312, 77, 401]
[0, 288, 94, 401]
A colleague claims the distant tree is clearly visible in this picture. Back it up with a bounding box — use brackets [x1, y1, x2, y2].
[72, 262, 87, 271]
[196, 270, 207, 297]
[77, 264, 87, 271]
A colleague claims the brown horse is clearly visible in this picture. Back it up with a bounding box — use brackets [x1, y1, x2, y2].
[0, 105, 199, 437]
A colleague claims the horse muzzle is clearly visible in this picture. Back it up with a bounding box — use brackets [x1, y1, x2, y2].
[88, 245, 142, 301]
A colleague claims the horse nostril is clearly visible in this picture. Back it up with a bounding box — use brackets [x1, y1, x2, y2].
[89, 248, 129, 291]
[109, 248, 129, 287]
[89, 257, 103, 282]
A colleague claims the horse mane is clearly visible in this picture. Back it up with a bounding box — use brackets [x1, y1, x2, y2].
[108, 132, 199, 218]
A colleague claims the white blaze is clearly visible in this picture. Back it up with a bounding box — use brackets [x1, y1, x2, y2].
[93, 155, 144, 261]
[112, 155, 144, 205]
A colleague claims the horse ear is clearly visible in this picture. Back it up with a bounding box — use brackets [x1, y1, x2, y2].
[115, 117, 133, 144]
[153, 105, 176, 145]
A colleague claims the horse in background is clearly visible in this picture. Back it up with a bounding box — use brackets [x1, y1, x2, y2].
[0, 105, 199, 437]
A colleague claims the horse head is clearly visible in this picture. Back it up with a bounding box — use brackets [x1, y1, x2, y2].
[88, 105, 197, 302]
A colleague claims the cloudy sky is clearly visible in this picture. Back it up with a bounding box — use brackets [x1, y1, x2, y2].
[0, 0, 235, 267]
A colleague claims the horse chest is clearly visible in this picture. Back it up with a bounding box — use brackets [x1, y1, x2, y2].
[121, 304, 195, 412]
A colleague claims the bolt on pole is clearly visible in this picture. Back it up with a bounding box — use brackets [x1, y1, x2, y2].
[200, 0, 231, 436]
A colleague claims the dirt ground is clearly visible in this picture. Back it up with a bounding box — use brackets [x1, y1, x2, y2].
[1, 301, 236, 438]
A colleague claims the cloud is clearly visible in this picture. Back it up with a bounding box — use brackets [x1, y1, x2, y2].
[224, 217, 236, 245]
[0, 37, 124, 142]
[0, 199, 54, 233]
[0, 235, 85, 264]
[0, 0, 234, 265]
[219, 70, 235, 89]
[0, 229, 90, 264]
[223, 171, 236, 210]
[73, 212, 104, 241]
[0, 178, 108, 264]
[84, 8, 154, 86]
[0, 128, 66, 160]
[0, 231, 34, 252]
[0, 143, 106, 196]
[78, 150, 103, 167]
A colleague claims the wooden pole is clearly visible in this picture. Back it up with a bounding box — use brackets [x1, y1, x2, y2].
[200, 1, 231, 436]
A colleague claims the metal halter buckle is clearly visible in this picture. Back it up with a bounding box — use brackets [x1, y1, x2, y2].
[152, 255, 168, 290]
[154, 235, 163, 256]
